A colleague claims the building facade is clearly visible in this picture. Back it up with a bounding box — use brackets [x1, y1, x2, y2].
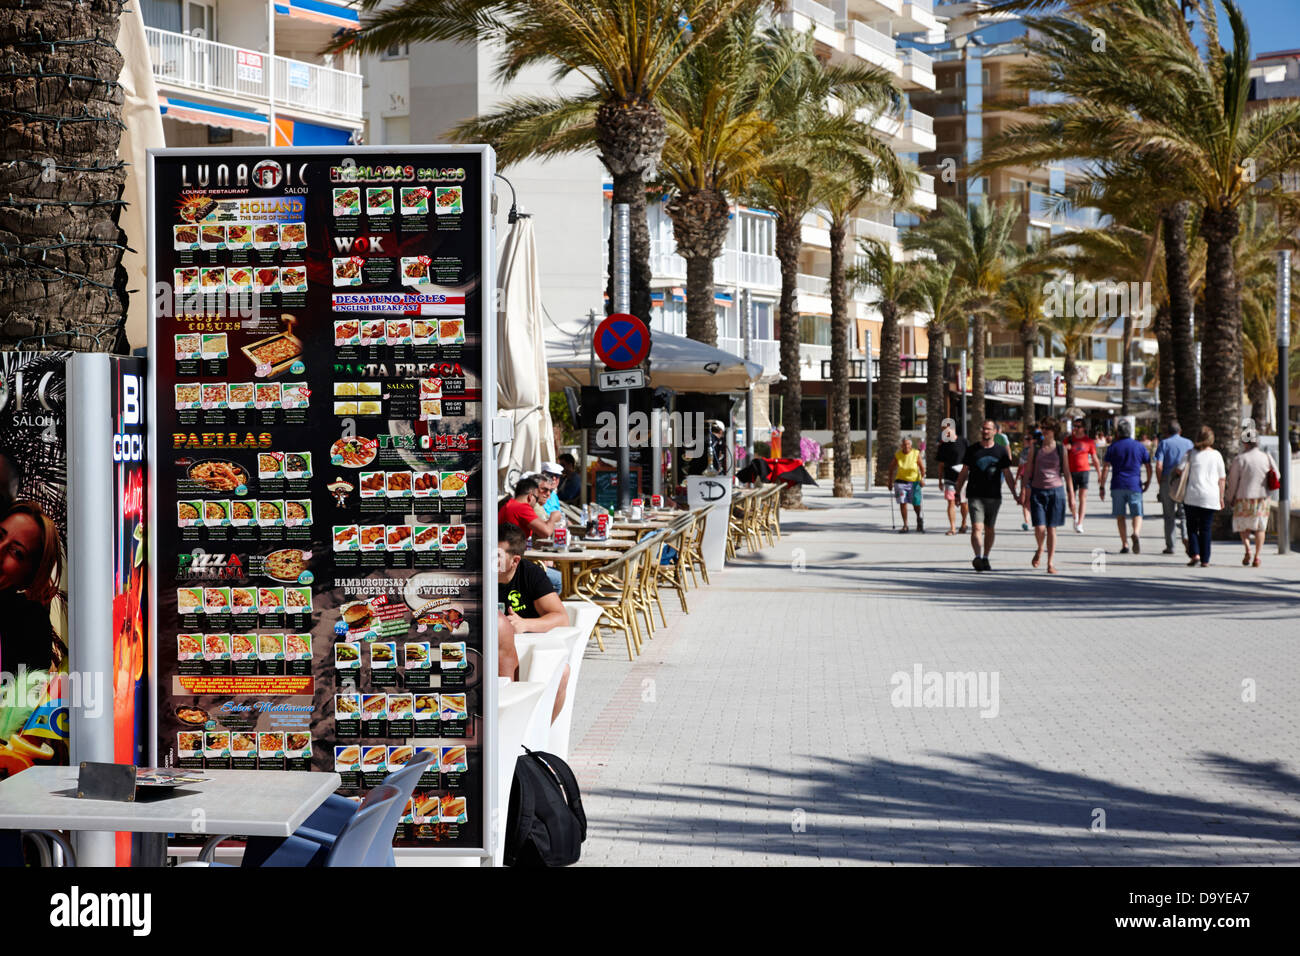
[140, 0, 364, 147]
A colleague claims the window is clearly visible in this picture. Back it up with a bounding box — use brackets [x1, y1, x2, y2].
[741, 212, 775, 257]
[207, 126, 233, 145]
[1009, 178, 1027, 194]
[383, 43, 410, 59]
[752, 300, 773, 341]
[800, 315, 831, 347]
[800, 397, 829, 431]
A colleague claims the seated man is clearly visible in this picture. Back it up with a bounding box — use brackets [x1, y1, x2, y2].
[497, 524, 571, 721]
[556, 454, 582, 503]
[538, 462, 565, 515]
[498, 476, 563, 591]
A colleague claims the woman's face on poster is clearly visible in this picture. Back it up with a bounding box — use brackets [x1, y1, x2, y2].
[0, 512, 41, 594]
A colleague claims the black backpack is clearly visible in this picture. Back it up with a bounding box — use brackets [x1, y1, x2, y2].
[504, 747, 587, 867]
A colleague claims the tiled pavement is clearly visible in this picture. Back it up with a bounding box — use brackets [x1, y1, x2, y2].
[567, 483, 1300, 865]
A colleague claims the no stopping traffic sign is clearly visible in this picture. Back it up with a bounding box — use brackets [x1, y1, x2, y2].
[594, 312, 650, 370]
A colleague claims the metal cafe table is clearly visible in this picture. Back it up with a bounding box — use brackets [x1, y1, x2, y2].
[0, 766, 342, 866]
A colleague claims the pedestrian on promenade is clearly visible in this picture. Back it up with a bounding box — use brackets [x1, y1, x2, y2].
[934, 418, 969, 535]
[887, 436, 926, 533]
[1016, 430, 1039, 530]
[1153, 421, 1193, 555]
[956, 419, 1018, 571]
[1019, 417, 1075, 573]
[1226, 422, 1277, 567]
[1183, 426, 1226, 567]
[1098, 418, 1152, 554]
[1065, 418, 1102, 534]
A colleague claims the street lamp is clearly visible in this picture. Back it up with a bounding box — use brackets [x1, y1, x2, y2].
[1278, 250, 1291, 554]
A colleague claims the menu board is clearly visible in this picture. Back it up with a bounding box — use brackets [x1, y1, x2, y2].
[147, 147, 495, 851]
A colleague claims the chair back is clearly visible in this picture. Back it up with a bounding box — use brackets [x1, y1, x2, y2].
[326, 784, 402, 866]
[362, 749, 437, 866]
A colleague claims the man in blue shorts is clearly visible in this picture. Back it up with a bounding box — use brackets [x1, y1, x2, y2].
[1098, 418, 1153, 554]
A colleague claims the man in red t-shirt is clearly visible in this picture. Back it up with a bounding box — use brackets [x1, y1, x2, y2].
[497, 475, 561, 542]
[1065, 419, 1103, 533]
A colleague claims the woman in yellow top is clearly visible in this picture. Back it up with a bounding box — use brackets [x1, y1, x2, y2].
[887, 437, 926, 532]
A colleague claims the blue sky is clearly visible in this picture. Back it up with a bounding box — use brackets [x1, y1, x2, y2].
[1226, 0, 1300, 55]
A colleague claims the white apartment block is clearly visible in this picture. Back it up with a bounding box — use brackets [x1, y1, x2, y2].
[140, 0, 364, 147]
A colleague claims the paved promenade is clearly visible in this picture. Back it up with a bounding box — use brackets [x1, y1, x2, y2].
[568, 483, 1300, 865]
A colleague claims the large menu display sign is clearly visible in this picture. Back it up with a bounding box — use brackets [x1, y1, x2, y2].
[147, 146, 496, 853]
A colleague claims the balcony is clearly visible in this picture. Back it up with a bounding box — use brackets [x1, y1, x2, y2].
[146, 26, 362, 126]
[647, 240, 782, 291]
[1027, 192, 1105, 230]
[899, 47, 936, 91]
[854, 216, 899, 246]
[720, 337, 781, 375]
[843, 19, 902, 73]
[870, 107, 936, 152]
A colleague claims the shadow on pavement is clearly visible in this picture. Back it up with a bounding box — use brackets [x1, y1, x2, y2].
[587, 752, 1300, 864]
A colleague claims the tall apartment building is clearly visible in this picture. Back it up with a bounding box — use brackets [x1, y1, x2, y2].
[139, 0, 365, 147]
[907, 0, 1150, 418]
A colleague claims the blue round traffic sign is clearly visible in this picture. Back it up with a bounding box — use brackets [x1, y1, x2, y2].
[594, 313, 650, 370]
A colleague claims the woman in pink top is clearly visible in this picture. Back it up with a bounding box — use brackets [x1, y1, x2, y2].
[1018, 418, 1076, 574]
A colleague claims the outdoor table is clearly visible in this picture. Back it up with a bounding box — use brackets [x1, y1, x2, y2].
[578, 536, 634, 550]
[0, 766, 341, 867]
[612, 519, 674, 540]
[525, 548, 623, 597]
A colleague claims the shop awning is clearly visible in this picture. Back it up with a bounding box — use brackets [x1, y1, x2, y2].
[273, 0, 359, 27]
[982, 390, 1119, 410]
[159, 96, 268, 134]
[546, 329, 763, 393]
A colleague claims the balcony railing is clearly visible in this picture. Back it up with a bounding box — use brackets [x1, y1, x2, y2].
[846, 18, 899, 57]
[146, 26, 362, 122]
[791, 0, 839, 29]
[648, 239, 782, 290]
[899, 47, 934, 72]
[854, 217, 898, 245]
[720, 337, 780, 373]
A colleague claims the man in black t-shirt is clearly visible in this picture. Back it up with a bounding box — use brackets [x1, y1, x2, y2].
[934, 419, 969, 535]
[497, 524, 571, 720]
[955, 419, 1017, 572]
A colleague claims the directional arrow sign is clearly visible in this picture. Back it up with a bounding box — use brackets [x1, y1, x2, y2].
[598, 369, 645, 391]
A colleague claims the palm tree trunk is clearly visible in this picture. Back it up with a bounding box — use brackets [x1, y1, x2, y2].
[775, 211, 803, 506]
[666, 187, 731, 346]
[1163, 202, 1199, 434]
[1247, 378, 1269, 430]
[1063, 345, 1077, 411]
[1154, 303, 1176, 435]
[682, 255, 717, 345]
[970, 313, 986, 429]
[925, 324, 946, 475]
[829, 215, 852, 497]
[606, 171, 654, 324]
[1199, 204, 1243, 459]
[1120, 313, 1133, 417]
[0, 0, 129, 350]
[875, 300, 902, 486]
[1021, 324, 1036, 432]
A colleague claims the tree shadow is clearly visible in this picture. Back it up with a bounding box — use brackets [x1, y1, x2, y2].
[584, 752, 1300, 864]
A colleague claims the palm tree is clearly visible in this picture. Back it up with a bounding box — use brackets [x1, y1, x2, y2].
[747, 26, 906, 500]
[903, 198, 1021, 435]
[913, 261, 972, 473]
[820, 152, 913, 498]
[1046, 297, 1103, 411]
[977, 0, 1300, 457]
[334, 0, 757, 325]
[657, 10, 781, 344]
[848, 239, 920, 486]
[0, 0, 129, 351]
[999, 275, 1047, 433]
[1235, 201, 1297, 429]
